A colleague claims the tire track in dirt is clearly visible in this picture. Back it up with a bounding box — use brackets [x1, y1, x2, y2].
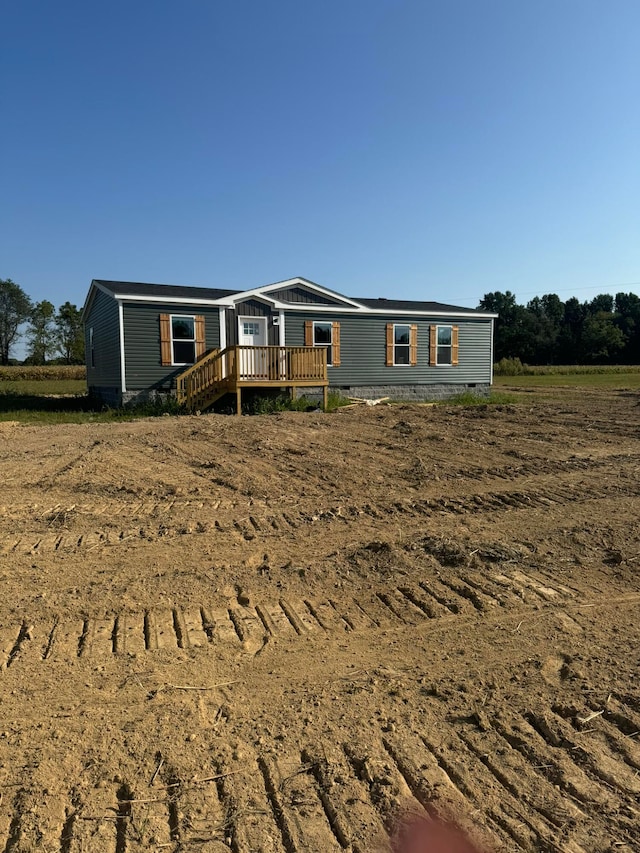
[5, 705, 638, 852]
[3, 575, 639, 669]
[3, 474, 640, 556]
[2, 449, 637, 522]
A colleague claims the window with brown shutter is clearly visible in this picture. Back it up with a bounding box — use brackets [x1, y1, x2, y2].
[160, 314, 202, 365]
[432, 325, 456, 365]
[307, 321, 339, 366]
[388, 324, 414, 365]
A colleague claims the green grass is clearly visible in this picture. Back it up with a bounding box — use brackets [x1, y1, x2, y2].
[0, 380, 186, 424]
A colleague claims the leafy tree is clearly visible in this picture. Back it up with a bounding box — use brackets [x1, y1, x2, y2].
[589, 293, 614, 314]
[614, 292, 640, 363]
[478, 291, 525, 361]
[580, 313, 625, 363]
[0, 279, 32, 365]
[55, 301, 85, 364]
[26, 300, 57, 364]
[481, 288, 640, 365]
[525, 294, 564, 363]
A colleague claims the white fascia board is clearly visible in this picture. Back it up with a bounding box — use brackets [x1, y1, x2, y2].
[280, 304, 497, 318]
[111, 294, 227, 307]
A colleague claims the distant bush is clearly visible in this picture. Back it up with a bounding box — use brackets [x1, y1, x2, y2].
[493, 357, 525, 375]
[0, 365, 86, 381]
[493, 360, 640, 377]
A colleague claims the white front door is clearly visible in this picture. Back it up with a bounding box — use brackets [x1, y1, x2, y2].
[238, 316, 268, 378]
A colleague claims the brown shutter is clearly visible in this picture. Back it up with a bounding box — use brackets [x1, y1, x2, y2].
[429, 325, 437, 364]
[452, 325, 459, 365]
[410, 324, 418, 365]
[332, 322, 341, 367]
[385, 324, 394, 365]
[194, 315, 206, 359]
[304, 320, 313, 347]
[160, 314, 172, 365]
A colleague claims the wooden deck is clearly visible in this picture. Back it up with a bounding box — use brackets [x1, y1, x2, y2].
[176, 345, 329, 413]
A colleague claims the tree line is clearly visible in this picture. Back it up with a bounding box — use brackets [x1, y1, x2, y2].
[0, 278, 85, 365]
[478, 291, 640, 365]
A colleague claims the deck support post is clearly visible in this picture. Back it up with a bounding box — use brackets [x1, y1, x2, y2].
[291, 386, 298, 402]
[323, 385, 328, 412]
[236, 386, 242, 416]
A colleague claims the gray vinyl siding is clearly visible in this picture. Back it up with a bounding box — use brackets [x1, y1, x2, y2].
[270, 285, 345, 306]
[84, 288, 122, 390]
[122, 302, 220, 391]
[284, 312, 492, 385]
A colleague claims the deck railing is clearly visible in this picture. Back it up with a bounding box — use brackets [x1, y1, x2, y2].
[176, 345, 328, 411]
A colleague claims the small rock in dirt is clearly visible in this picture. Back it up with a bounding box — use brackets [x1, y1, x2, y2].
[471, 710, 492, 732]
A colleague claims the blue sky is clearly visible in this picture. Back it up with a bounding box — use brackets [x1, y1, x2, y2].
[2, 0, 640, 321]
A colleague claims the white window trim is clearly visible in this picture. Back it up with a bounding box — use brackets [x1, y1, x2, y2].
[89, 327, 95, 370]
[312, 320, 333, 366]
[170, 314, 197, 366]
[435, 324, 453, 367]
[392, 323, 412, 367]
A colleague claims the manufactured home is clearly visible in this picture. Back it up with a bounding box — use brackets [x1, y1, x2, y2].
[83, 277, 495, 411]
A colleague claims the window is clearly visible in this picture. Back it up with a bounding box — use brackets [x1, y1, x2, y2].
[242, 321, 261, 336]
[429, 324, 459, 365]
[393, 324, 411, 365]
[171, 316, 196, 364]
[89, 328, 95, 368]
[386, 323, 417, 365]
[160, 314, 205, 366]
[304, 320, 341, 366]
[313, 322, 333, 366]
[437, 326, 452, 365]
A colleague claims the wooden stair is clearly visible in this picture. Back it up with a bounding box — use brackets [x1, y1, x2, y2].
[176, 345, 328, 414]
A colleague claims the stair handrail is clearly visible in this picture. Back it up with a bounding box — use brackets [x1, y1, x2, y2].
[176, 346, 231, 405]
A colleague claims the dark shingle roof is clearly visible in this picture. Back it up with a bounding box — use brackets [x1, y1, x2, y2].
[353, 297, 482, 314]
[91, 280, 487, 315]
[94, 280, 240, 300]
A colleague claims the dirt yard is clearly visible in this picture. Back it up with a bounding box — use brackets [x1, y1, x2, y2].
[1, 388, 639, 852]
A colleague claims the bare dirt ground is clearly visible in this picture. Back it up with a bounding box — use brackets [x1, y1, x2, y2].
[1, 387, 639, 852]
